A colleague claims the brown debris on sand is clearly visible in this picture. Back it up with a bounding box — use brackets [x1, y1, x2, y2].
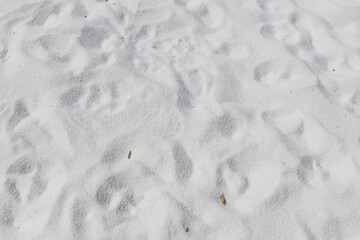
[220, 194, 226, 205]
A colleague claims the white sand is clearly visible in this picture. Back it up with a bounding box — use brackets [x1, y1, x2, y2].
[1, 0, 360, 239]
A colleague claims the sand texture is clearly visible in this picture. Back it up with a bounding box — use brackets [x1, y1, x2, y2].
[1, 0, 360, 239]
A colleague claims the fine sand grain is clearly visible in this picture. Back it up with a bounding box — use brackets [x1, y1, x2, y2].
[1, 0, 360, 239]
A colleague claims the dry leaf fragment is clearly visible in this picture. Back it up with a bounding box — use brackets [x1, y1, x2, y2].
[220, 193, 226, 205]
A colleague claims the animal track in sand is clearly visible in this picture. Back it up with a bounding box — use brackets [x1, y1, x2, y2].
[172, 142, 193, 183]
[61, 87, 85, 109]
[28, 3, 60, 26]
[71, 4, 87, 19]
[79, 26, 109, 49]
[6, 157, 34, 175]
[216, 161, 249, 197]
[4, 178, 21, 201]
[71, 199, 87, 238]
[0, 206, 14, 227]
[253, 59, 299, 86]
[93, 165, 148, 230]
[101, 138, 129, 164]
[7, 99, 29, 130]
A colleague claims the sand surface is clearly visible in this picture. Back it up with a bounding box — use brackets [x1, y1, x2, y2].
[1, 0, 360, 239]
